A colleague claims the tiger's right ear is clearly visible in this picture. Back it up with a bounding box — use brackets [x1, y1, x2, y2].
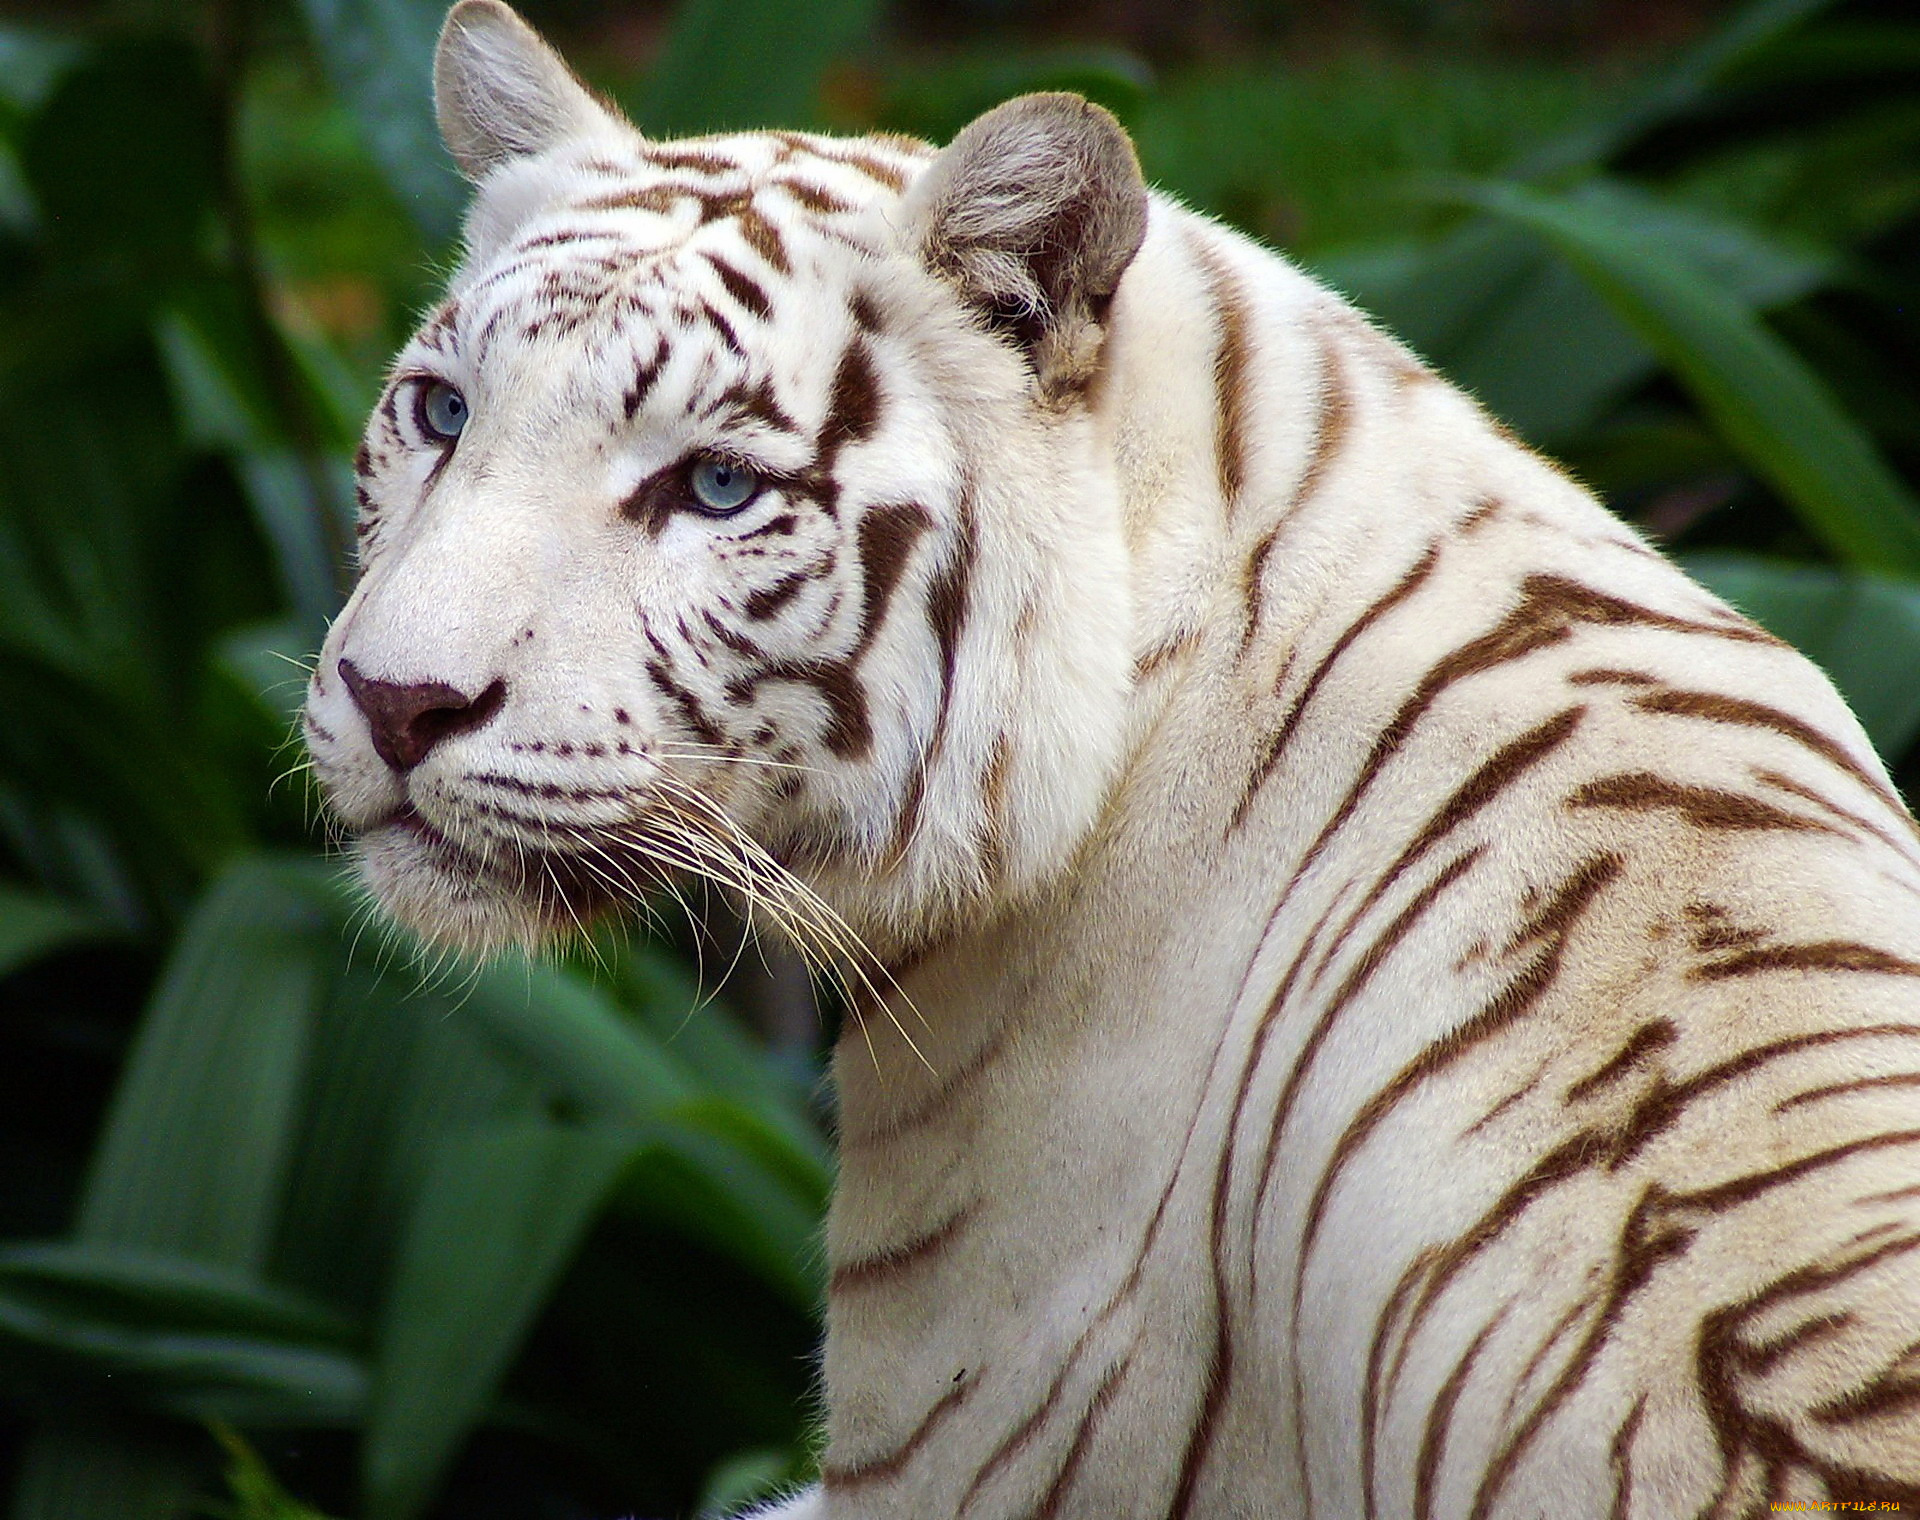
[435, 0, 626, 179]
[905, 93, 1148, 399]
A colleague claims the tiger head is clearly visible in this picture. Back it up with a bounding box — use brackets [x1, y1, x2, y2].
[303, 0, 1151, 959]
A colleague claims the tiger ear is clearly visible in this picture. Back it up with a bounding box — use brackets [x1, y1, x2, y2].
[906, 92, 1148, 396]
[434, 0, 626, 180]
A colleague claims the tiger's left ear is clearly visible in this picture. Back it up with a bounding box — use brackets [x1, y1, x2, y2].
[906, 93, 1148, 398]
[435, 0, 626, 180]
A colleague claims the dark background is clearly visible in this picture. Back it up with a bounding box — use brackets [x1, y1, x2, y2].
[0, 0, 1915, 1516]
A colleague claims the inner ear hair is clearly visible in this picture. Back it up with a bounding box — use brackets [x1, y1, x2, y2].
[907, 93, 1149, 399]
[435, 0, 625, 180]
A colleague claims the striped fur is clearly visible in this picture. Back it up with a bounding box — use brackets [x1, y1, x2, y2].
[303, 4, 1920, 1515]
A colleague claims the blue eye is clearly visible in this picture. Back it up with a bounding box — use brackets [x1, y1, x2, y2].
[418, 381, 468, 440]
[688, 456, 760, 514]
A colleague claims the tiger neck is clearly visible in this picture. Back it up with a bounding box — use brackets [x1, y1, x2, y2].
[831, 205, 1381, 1129]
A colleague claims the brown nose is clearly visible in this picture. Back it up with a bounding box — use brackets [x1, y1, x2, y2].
[337, 659, 507, 772]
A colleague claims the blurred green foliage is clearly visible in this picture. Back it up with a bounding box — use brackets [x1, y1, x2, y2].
[0, 0, 1915, 1516]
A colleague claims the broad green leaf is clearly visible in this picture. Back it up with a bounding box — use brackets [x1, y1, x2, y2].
[459, 956, 697, 1124]
[0, 1245, 365, 1431]
[632, 0, 883, 135]
[1682, 551, 1920, 763]
[272, 945, 552, 1321]
[616, 1112, 824, 1312]
[363, 1118, 634, 1520]
[1458, 178, 1920, 577]
[0, 1246, 350, 1335]
[1516, 0, 1841, 178]
[1369, 178, 1832, 444]
[78, 857, 332, 1264]
[292, 0, 464, 245]
[212, 1424, 344, 1520]
[0, 883, 106, 979]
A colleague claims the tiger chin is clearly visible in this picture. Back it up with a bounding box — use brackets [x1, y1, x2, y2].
[304, 1, 1920, 1515]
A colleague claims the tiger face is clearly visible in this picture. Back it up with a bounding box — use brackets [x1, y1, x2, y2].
[302, 1, 1149, 958]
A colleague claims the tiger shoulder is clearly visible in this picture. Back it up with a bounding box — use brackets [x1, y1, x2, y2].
[300, 2, 1920, 1514]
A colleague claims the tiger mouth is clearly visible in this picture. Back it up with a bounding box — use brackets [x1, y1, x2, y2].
[372, 802, 638, 921]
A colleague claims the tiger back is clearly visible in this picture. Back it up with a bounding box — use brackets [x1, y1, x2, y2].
[301, 3, 1920, 1515]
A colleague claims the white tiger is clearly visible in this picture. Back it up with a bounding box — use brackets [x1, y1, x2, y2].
[301, 2, 1920, 1514]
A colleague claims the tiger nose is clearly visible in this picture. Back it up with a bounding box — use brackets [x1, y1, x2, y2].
[337, 658, 507, 773]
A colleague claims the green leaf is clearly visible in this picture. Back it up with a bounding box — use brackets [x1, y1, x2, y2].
[1456, 178, 1920, 577]
[458, 956, 697, 1125]
[631, 0, 883, 135]
[0, 1246, 368, 1426]
[77, 856, 333, 1265]
[291, 0, 464, 245]
[1516, 0, 1841, 178]
[1681, 551, 1920, 763]
[362, 1118, 634, 1520]
[0, 883, 108, 979]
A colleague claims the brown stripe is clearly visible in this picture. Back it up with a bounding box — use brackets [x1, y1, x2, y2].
[1415, 1312, 1505, 1520]
[1258, 850, 1490, 1240]
[574, 185, 680, 213]
[1193, 240, 1251, 516]
[725, 506, 926, 761]
[735, 205, 791, 274]
[645, 657, 726, 748]
[1693, 938, 1920, 981]
[1288, 324, 1354, 516]
[1632, 686, 1911, 823]
[822, 1371, 976, 1491]
[1568, 772, 1843, 836]
[718, 374, 799, 438]
[829, 1202, 976, 1292]
[1751, 766, 1915, 857]
[1458, 495, 1502, 534]
[1813, 1360, 1920, 1426]
[1239, 531, 1280, 655]
[1230, 543, 1442, 834]
[1682, 1130, 1920, 1217]
[1290, 854, 1620, 1362]
[1142, 626, 1205, 677]
[700, 298, 742, 355]
[706, 252, 771, 320]
[975, 731, 1014, 884]
[1504, 1297, 1593, 1427]
[840, 1019, 1013, 1150]
[820, 148, 907, 190]
[958, 1353, 1083, 1513]
[1270, 573, 1779, 883]
[623, 335, 670, 419]
[852, 503, 934, 651]
[1612, 1024, 1920, 1170]
[820, 337, 881, 461]
[1313, 705, 1587, 979]
[1776, 1069, 1920, 1113]
[1566, 666, 1661, 687]
[1607, 1395, 1647, 1520]
[1467, 1192, 1696, 1520]
[643, 146, 735, 175]
[778, 177, 853, 215]
[1363, 1248, 1442, 1520]
[1565, 1019, 1677, 1104]
[1034, 1353, 1134, 1519]
[744, 571, 808, 620]
[1737, 1309, 1856, 1376]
